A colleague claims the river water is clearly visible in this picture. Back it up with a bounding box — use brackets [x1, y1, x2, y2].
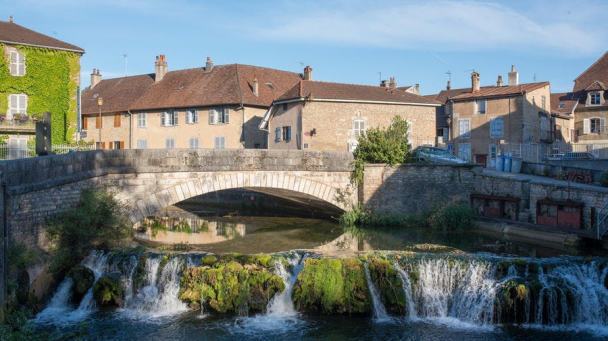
[31, 206, 608, 340]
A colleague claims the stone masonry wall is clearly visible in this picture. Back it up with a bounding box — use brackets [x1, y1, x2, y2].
[361, 164, 481, 215]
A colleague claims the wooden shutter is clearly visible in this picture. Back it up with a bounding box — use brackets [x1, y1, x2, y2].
[173, 111, 178, 125]
[96, 115, 101, 128]
[286, 126, 292, 141]
[275, 127, 282, 142]
[18, 53, 25, 76]
[114, 113, 121, 127]
[223, 108, 229, 123]
[83, 116, 88, 130]
[161, 112, 166, 126]
[601, 118, 606, 133]
[583, 119, 590, 135]
[209, 109, 215, 125]
[101, 142, 106, 149]
[109, 142, 114, 149]
[9, 51, 17, 75]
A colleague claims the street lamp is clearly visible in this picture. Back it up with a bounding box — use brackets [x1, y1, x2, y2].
[97, 97, 103, 149]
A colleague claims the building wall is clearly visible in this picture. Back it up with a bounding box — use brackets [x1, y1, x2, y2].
[266, 102, 302, 149]
[268, 101, 437, 151]
[82, 106, 268, 149]
[574, 107, 608, 143]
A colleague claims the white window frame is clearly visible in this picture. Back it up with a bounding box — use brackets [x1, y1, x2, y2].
[476, 99, 486, 114]
[458, 118, 471, 138]
[165, 138, 175, 149]
[161, 110, 178, 127]
[589, 93, 601, 106]
[589, 117, 605, 134]
[8, 94, 27, 116]
[209, 107, 230, 125]
[490, 117, 503, 137]
[137, 112, 147, 128]
[214, 136, 226, 149]
[137, 139, 147, 149]
[9, 51, 25, 76]
[189, 137, 199, 149]
[353, 119, 366, 138]
[186, 109, 198, 124]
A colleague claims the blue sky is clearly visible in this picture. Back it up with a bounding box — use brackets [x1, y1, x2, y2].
[3, 0, 607, 95]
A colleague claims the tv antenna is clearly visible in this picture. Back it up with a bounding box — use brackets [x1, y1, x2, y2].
[122, 54, 128, 76]
[445, 70, 452, 82]
[464, 68, 476, 73]
[374, 71, 382, 85]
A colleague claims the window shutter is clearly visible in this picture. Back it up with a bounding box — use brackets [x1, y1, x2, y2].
[161, 112, 166, 126]
[214, 137, 219, 149]
[275, 127, 282, 142]
[583, 119, 590, 135]
[109, 142, 114, 149]
[9, 52, 17, 75]
[224, 108, 229, 123]
[209, 109, 215, 125]
[7, 95, 12, 115]
[173, 111, 178, 125]
[194, 110, 198, 123]
[83, 117, 88, 130]
[18, 53, 25, 76]
[286, 126, 292, 141]
[18, 95, 26, 114]
[101, 142, 106, 149]
[601, 118, 606, 133]
[114, 113, 121, 127]
[120, 141, 125, 149]
[96, 115, 101, 128]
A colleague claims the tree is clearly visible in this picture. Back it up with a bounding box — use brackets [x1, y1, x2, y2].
[351, 116, 411, 183]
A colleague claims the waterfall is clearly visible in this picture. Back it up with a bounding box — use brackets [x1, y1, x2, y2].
[394, 264, 416, 319]
[363, 261, 389, 321]
[266, 253, 304, 317]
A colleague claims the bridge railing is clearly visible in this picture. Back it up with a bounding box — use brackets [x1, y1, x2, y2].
[0, 144, 96, 160]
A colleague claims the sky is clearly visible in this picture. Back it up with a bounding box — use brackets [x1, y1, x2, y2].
[2, 0, 607, 95]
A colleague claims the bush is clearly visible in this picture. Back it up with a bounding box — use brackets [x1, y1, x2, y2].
[46, 188, 131, 275]
[600, 172, 608, 187]
[428, 204, 474, 231]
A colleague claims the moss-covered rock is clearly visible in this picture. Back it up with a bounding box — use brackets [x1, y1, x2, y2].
[179, 258, 284, 314]
[366, 257, 405, 314]
[293, 258, 370, 314]
[92, 276, 123, 307]
[201, 255, 218, 267]
[496, 279, 529, 324]
[66, 265, 95, 304]
[132, 253, 148, 291]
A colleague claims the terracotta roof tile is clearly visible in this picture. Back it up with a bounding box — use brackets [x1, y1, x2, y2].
[275, 80, 440, 105]
[573, 51, 608, 92]
[0, 20, 84, 53]
[450, 82, 549, 101]
[550, 92, 578, 115]
[81, 64, 301, 114]
[426, 87, 479, 104]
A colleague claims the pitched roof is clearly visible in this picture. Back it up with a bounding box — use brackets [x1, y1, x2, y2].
[275, 80, 440, 106]
[426, 87, 480, 104]
[0, 20, 84, 53]
[550, 92, 578, 115]
[573, 51, 608, 92]
[81, 64, 302, 114]
[450, 82, 549, 101]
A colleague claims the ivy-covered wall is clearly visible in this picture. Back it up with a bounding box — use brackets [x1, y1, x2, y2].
[0, 43, 81, 144]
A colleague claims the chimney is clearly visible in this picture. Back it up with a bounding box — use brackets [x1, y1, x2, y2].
[302, 65, 312, 81]
[155, 55, 168, 82]
[471, 71, 480, 92]
[497, 75, 503, 87]
[388, 77, 397, 89]
[446, 80, 451, 90]
[205, 56, 214, 72]
[380, 79, 390, 87]
[90, 68, 102, 88]
[9, 15, 13, 23]
[252, 75, 259, 97]
[415, 83, 420, 93]
[508, 65, 518, 86]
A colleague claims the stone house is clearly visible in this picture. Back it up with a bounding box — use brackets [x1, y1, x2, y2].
[430, 67, 567, 167]
[0, 16, 84, 149]
[259, 69, 440, 152]
[80, 56, 302, 149]
[570, 51, 608, 150]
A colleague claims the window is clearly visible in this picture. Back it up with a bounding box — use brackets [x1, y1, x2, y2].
[353, 119, 366, 138]
[282, 103, 288, 111]
[114, 113, 121, 128]
[209, 107, 230, 124]
[476, 99, 486, 114]
[275, 127, 282, 142]
[110, 141, 123, 149]
[541, 96, 546, 110]
[8, 94, 27, 115]
[161, 110, 178, 127]
[9, 51, 25, 76]
[557, 103, 566, 109]
[137, 112, 147, 128]
[186, 109, 198, 124]
[490, 117, 503, 137]
[165, 138, 175, 149]
[189, 137, 199, 149]
[590, 93, 601, 105]
[458, 119, 470, 138]
[214, 136, 226, 149]
[588, 118, 605, 134]
[137, 139, 147, 149]
[282, 126, 292, 141]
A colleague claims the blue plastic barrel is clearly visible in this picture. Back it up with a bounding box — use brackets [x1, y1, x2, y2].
[504, 156, 513, 172]
[496, 156, 505, 172]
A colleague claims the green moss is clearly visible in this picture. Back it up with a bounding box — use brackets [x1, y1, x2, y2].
[366, 257, 405, 314]
[293, 258, 370, 314]
[132, 253, 148, 291]
[66, 265, 95, 304]
[201, 255, 218, 267]
[92, 276, 123, 307]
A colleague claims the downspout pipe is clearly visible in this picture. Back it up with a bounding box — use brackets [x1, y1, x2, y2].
[126, 110, 133, 149]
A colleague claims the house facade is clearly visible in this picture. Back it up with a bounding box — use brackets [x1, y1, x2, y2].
[571, 51, 608, 148]
[443, 68, 565, 167]
[259, 72, 440, 152]
[0, 16, 84, 149]
[80, 56, 302, 149]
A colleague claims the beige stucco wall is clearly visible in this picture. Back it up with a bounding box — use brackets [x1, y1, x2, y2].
[82, 105, 268, 149]
[574, 106, 608, 143]
[268, 101, 438, 151]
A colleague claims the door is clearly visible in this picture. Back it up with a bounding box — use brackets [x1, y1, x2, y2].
[489, 144, 497, 168]
[458, 143, 471, 162]
[475, 155, 487, 168]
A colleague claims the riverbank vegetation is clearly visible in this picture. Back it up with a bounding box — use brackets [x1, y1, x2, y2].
[338, 203, 474, 231]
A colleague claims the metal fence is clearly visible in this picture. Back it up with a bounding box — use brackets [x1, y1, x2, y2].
[0, 144, 96, 161]
[500, 142, 608, 162]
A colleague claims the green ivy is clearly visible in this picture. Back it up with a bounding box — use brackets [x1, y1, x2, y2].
[0, 43, 81, 143]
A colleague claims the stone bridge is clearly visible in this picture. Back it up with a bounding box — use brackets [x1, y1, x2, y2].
[0, 149, 355, 247]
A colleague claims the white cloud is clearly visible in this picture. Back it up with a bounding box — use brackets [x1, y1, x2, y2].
[253, 0, 607, 57]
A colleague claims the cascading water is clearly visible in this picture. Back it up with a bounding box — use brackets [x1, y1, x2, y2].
[394, 264, 416, 319]
[266, 253, 304, 317]
[363, 261, 390, 321]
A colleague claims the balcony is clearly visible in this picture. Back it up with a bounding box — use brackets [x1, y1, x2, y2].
[0, 114, 37, 134]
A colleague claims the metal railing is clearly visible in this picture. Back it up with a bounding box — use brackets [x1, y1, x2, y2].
[0, 144, 96, 161]
[597, 202, 608, 239]
[500, 142, 608, 162]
